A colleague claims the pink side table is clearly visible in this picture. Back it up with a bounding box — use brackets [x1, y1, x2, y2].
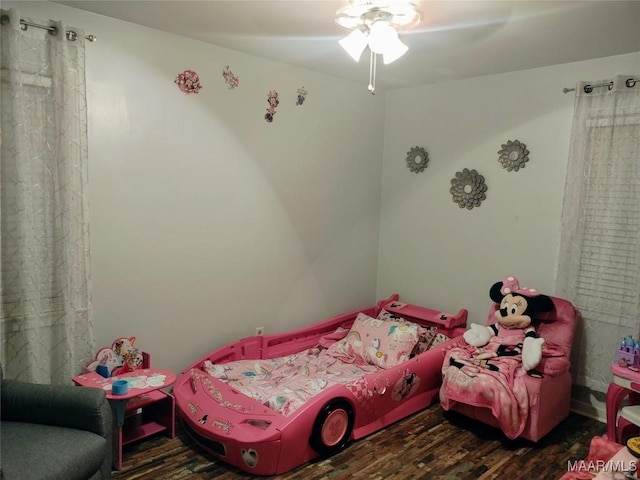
[73, 368, 176, 470]
[606, 363, 640, 442]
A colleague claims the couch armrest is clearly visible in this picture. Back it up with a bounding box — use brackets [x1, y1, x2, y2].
[1, 380, 112, 438]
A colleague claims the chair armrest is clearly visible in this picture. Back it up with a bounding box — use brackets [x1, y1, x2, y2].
[1, 380, 112, 438]
[535, 356, 570, 376]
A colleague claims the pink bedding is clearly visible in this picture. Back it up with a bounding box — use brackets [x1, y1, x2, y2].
[202, 348, 381, 416]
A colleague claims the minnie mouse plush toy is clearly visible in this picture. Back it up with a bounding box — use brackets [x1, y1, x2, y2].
[464, 276, 554, 372]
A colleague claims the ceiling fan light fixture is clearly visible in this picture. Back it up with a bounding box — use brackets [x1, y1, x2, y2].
[339, 28, 368, 62]
[335, 1, 420, 93]
[381, 35, 408, 64]
[367, 21, 397, 54]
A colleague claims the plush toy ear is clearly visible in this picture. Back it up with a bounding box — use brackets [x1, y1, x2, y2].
[489, 281, 504, 303]
[528, 294, 554, 314]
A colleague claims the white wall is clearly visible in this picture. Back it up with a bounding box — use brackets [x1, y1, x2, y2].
[6, 2, 386, 373]
[7, 2, 640, 384]
[378, 53, 640, 327]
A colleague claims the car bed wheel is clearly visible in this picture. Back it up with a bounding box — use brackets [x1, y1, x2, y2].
[309, 399, 354, 455]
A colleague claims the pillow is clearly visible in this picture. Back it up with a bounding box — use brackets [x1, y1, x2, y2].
[430, 332, 451, 348]
[377, 309, 405, 322]
[410, 327, 439, 356]
[317, 324, 351, 349]
[377, 309, 438, 357]
[326, 312, 420, 369]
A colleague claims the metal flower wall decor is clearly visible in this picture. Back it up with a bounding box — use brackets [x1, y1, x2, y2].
[450, 168, 487, 210]
[406, 146, 429, 173]
[498, 140, 529, 172]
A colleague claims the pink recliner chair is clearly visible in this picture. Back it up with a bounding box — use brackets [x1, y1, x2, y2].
[442, 295, 579, 442]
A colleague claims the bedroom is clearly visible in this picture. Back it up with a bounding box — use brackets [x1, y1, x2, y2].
[1, 0, 638, 478]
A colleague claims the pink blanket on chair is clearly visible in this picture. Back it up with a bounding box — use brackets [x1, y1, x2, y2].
[440, 336, 530, 439]
[440, 331, 567, 439]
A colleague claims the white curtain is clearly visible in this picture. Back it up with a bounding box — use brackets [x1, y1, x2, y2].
[556, 75, 640, 393]
[0, 9, 94, 384]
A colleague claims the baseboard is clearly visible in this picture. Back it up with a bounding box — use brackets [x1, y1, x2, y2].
[570, 389, 607, 424]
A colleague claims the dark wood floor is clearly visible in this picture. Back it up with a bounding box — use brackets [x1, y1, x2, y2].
[113, 404, 605, 479]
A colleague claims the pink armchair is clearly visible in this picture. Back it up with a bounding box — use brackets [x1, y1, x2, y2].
[442, 295, 579, 442]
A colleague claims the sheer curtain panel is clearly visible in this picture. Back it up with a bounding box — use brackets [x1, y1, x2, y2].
[0, 9, 94, 384]
[556, 75, 640, 393]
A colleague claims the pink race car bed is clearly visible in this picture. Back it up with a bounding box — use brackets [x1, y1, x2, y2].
[174, 294, 467, 475]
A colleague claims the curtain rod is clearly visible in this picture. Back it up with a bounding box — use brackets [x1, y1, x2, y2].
[0, 15, 96, 42]
[562, 77, 638, 94]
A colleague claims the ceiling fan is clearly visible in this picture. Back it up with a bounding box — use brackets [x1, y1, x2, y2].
[335, 1, 421, 93]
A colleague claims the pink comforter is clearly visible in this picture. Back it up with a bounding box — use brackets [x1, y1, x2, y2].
[202, 348, 380, 416]
[440, 333, 533, 439]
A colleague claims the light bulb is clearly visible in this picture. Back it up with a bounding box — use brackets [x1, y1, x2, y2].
[367, 21, 398, 54]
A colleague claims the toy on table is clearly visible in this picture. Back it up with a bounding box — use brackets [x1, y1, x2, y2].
[616, 335, 640, 370]
[85, 337, 145, 378]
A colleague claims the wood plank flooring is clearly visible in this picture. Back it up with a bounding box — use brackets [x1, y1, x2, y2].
[113, 404, 605, 479]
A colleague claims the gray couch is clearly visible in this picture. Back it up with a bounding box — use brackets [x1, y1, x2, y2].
[1, 371, 112, 480]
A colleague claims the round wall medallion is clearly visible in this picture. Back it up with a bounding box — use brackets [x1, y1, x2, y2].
[498, 140, 529, 172]
[175, 70, 202, 94]
[449, 168, 487, 210]
[406, 146, 429, 173]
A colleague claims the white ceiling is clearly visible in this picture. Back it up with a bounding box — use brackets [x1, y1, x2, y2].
[56, 1, 640, 90]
